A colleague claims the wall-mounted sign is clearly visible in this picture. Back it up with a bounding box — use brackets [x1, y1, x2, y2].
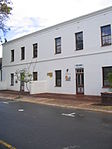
[75, 64, 83, 68]
[47, 72, 53, 78]
[65, 73, 71, 81]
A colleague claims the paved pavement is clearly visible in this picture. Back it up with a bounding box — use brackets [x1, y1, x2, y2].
[0, 99, 112, 149]
[0, 90, 112, 113]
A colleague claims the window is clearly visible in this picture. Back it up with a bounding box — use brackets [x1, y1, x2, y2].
[21, 47, 25, 60]
[101, 25, 111, 46]
[75, 32, 83, 50]
[11, 50, 14, 62]
[33, 43, 38, 58]
[55, 37, 61, 54]
[102, 66, 112, 87]
[1, 70, 2, 81]
[55, 70, 61, 87]
[33, 72, 38, 81]
[11, 73, 14, 86]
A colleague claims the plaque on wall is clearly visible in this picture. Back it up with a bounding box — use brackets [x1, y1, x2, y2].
[47, 72, 53, 78]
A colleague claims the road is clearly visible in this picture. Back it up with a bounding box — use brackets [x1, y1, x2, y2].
[0, 98, 112, 149]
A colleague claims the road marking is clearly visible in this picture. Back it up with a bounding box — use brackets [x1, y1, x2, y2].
[2, 101, 19, 104]
[0, 140, 16, 149]
[62, 112, 76, 117]
[63, 145, 80, 149]
[18, 109, 24, 112]
[2, 102, 9, 104]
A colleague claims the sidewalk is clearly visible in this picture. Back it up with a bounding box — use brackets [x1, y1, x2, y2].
[0, 90, 112, 113]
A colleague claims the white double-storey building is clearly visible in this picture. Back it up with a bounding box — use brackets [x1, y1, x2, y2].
[1, 6, 112, 96]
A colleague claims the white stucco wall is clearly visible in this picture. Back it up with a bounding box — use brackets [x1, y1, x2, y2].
[2, 7, 112, 96]
[30, 80, 48, 94]
[0, 81, 7, 90]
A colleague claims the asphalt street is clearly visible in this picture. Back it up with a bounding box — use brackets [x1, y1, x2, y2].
[0, 98, 112, 149]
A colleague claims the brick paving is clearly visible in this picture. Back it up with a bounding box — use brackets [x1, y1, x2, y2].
[0, 90, 112, 113]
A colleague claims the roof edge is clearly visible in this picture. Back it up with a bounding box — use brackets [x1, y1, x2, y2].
[3, 6, 112, 45]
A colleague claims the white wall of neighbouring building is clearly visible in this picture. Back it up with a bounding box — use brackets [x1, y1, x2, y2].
[1, 6, 112, 96]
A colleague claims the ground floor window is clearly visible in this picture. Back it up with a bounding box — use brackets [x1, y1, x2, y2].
[33, 72, 38, 81]
[0, 70, 2, 81]
[102, 66, 112, 87]
[55, 70, 61, 87]
[11, 73, 14, 86]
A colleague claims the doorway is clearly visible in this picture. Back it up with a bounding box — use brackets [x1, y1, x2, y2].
[76, 68, 84, 94]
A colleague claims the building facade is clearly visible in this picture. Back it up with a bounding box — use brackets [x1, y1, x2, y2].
[1, 6, 112, 96]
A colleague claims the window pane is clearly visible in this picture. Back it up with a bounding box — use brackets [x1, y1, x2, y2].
[11, 73, 14, 86]
[33, 43, 38, 58]
[21, 47, 25, 60]
[101, 25, 111, 46]
[56, 45, 61, 53]
[101, 25, 111, 36]
[55, 70, 61, 87]
[33, 72, 38, 81]
[55, 37, 61, 54]
[11, 50, 14, 62]
[103, 66, 112, 87]
[75, 32, 83, 50]
[102, 35, 111, 46]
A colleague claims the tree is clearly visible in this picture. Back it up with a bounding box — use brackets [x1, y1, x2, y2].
[15, 68, 32, 95]
[0, 0, 12, 42]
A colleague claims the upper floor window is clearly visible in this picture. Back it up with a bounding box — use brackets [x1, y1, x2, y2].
[55, 70, 61, 87]
[55, 37, 61, 54]
[21, 47, 25, 60]
[33, 72, 38, 81]
[75, 32, 83, 50]
[101, 24, 111, 46]
[33, 43, 38, 58]
[11, 73, 14, 86]
[102, 66, 112, 87]
[11, 50, 14, 62]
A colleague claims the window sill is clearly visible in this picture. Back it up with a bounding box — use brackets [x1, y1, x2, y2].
[55, 86, 61, 87]
[33, 57, 37, 59]
[101, 44, 111, 47]
[55, 53, 61, 55]
[102, 86, 109, 88]
[75, 49, 83, 51]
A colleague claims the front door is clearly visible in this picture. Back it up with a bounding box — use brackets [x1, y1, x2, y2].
[76, 68, 84, 94]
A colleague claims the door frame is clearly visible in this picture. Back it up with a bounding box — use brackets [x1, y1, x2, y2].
[75, 68, 84, 94]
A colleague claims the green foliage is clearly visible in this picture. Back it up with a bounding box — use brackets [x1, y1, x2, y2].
[15, 69, 32, 83]
[108, 72, 112, 88]
[0, 3, 12, 14]
[21, 72, 25, 81]
[0, 0, 12, 40]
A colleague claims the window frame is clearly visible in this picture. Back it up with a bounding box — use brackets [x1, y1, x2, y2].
[33, 43, 38, 58]
[55, 37, 61, 54]
[55, 70, 61, 87]
[21, 47, 25, 60]
[102, 66, 112, 88]
[33, 72, 38, 81]
[75, 31, 83, 50]
[101, 24, 111, 47]
[11, 49, 14, 62]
